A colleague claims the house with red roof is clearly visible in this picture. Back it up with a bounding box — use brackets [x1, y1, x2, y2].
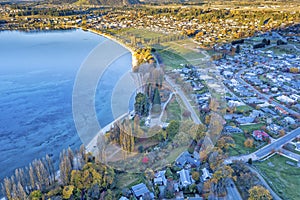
[252, 130, 269, 141]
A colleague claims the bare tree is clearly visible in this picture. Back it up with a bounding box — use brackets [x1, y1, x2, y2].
[28, 164, 36, 190]
[59, 150, 72, 185]
[2, 177, 12, 200]
[44, 155, 56, 184]
[96, 134, 107, 163]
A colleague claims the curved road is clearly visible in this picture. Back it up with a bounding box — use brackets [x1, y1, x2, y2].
[165, 76, 202, 124]
[153, 53, 202, 125]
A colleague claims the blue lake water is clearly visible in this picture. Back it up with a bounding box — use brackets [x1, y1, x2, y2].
[0, 29, 132, 182]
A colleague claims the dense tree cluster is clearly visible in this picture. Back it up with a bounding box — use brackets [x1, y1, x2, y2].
[248, 185, 272, 200]
[134, 92, 150, 117]
[133, 48, 155, 71]
[1, 155, 56, 200]
[1, 146, 115, 200]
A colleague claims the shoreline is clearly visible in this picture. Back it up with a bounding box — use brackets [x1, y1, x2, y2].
[0, 28, 134, 199]
[85, 113, 129, 153]
[82, 28, 135, 154]
[86, 28, 135, 55]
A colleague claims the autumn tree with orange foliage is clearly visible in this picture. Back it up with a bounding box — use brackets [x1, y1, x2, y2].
[244, 138, 254, 148]
[248, 185, 272, 200]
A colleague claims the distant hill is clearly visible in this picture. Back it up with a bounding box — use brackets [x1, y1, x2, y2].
[48, 0, 140, 5]
[2, 0, 202, 4]
[1, 0, 141, 5]
[140, 0, 203, 3]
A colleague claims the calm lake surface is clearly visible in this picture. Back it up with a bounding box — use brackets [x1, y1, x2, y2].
[0, 29, 132, 182]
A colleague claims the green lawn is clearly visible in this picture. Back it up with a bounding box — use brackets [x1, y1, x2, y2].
[154, 40, 206, 69]
[229, 134, 256, 156]
[235, 105, 253, 114]
[116, 173, 139, 187]
[259, 75, 269, 83]
[156, 48, 189, 70]
[254, 155, 300, 200]
[165, 97, 182, 122]
[240, 123, 264, 134]
[165, 146, 187, 163]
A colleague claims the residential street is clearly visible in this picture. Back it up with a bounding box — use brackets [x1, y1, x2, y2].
[165, 76, 202, 124]
[236, 69, 299, 116]
[225, 127, 300, 164]
[226, 179, 243, 200]
[255, 127, 300, 158]
[280, 148, 300, 162]
[247, 165, 282, 200]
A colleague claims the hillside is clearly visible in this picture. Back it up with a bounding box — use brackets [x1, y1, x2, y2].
[48, 0, 140, 5]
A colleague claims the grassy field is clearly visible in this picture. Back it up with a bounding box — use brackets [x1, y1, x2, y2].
[254, 155, 300, 200]
[165, 145, 187, 163]
[235, 105, 253, 114]
[156, 48, 190, 70]
[240, 123, 265, 134]
[115, 172, 143, 189]
[164, 97, 182, 122]
[229, 134, 256, 156]
[113, 28, 208, 70]
[154, 40, 206, 69]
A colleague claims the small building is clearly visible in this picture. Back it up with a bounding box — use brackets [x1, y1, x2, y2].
[187, 197, 204, 200]
[277, 95, 295, 104]
[224, 126, 243, 134]
[236, 117, 255, 124]
[284, 117, 296, 125]
[131, 183, 154, 200]
[153, 170, 167, 186]
[201, 168, 212, 182]
[250, 110, 265, 118]
[295, 142, 300, 151]
[261, 107, 276, 115]
[267, 124, 282, 134]
[178, 169, 192, 187]
[175, 151, 201, 168]
[252, 130, 269, 141]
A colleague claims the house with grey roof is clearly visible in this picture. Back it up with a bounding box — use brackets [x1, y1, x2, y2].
[201, 168, 212, 182]
[178, 169, 192, 187]
[224, 126, 243, 134]
[153, 170, 167, 186]
[175, 151, 201, 168]
[131, 183, 154, 200]
[267, 124, 282, 134]
[284, 116, 296, 125]
[236, 116, 255, 124]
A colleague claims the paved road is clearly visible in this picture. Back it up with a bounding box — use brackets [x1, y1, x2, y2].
[247, 165, 282, 200]
[225, 127, 300, 164]
[224, 85, 245, 104]
[226, 179, 243, 200]
[153, 53, 202, 125]
[165, 76, 202, 124]
[236, 69, 299, 116]
[290, 44, 300, 52]
[280, 148, 300, 162]
[159, 92, 174, 122]
[255, 127, 300, 158]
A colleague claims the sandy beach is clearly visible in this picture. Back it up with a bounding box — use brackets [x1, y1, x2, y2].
[80, 28, 137, 155]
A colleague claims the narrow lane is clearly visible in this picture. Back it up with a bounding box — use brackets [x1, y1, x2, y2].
[165, 76, 202, 124]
